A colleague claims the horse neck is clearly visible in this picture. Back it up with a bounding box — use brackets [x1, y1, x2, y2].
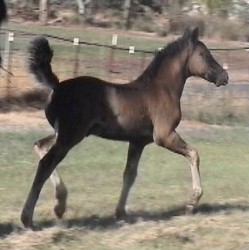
[155, 49, 189, 99]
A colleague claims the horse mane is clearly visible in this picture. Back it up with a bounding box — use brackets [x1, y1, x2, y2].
[137, 34, 189, 82]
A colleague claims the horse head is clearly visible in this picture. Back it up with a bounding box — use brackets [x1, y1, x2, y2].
[186, 27, 229, 87]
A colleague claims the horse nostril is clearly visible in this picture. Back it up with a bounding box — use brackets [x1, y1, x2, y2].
[223, 71, 229, 84]
[220, 70, 229, 84]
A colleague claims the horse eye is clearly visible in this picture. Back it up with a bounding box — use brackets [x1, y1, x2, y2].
[199, 51, 204, 57]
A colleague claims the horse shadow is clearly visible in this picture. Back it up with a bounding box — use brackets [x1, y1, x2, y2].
[60, 202, 249, 230]
[0, 202, 248, 237]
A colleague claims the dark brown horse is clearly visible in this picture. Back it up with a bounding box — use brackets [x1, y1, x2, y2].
[21, 27, 228, 228]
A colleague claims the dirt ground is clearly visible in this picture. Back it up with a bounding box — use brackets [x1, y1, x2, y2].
[0, 110, 49, 131]
[0, 110, 223, 133]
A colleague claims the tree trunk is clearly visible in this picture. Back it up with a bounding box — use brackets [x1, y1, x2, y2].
[76, 0, 84, 14]
[39, 0, 48, 25]
[123, 0, 132, 29]
[76, 0, 92, 15]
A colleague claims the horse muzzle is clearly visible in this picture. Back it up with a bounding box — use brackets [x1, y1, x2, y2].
[215, 70, 229, 87]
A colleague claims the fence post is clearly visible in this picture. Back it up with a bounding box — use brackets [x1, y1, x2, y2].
[4, 32, 14, 102]
[129, 45, 135, 80]
[140, 51, 146, 74]
[108, 34, 118, 74]
[73, 37, 80, 77]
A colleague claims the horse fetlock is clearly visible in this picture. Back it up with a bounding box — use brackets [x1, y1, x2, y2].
[21, 209, 33, 229]
[54, 186, 67, 218]
[186, 188, 203, 215]
[54, 203, 66, 219]
[193, 187, 203, 201]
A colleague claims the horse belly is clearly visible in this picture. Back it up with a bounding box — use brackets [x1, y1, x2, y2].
[91, 119, 153, 142]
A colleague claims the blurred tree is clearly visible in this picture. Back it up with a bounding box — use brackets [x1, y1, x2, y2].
[76, 0, 92, 15]
[123, 0, 132, 29]
[160, 0, 189, 16]
[197, 0, 233, 16]
[233, 0, 249, 24]
[76, 0, 84, 14]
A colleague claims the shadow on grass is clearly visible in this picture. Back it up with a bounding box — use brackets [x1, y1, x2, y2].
[0, 222, 22, 238]
[1, 202, 248, 237]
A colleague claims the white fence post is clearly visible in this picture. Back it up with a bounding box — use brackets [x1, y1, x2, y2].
[73, 37, 80, 77]
[4, 32, 14, 101]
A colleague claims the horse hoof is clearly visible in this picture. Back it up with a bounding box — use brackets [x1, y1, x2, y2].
[21, 211, 33, 229]
[185, 205, 195, 215]
[115, 209, 127, 220]
[54, 204, 66, 219]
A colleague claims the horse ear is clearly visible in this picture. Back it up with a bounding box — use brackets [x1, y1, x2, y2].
[191, 27, 199, 44]
[183, 27, 199, 44]
[183, 27, 192, 39]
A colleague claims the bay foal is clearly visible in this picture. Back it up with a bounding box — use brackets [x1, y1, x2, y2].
[21, 27, 228, 228]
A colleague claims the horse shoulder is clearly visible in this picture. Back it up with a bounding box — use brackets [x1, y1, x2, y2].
[150, 92, 182, 138]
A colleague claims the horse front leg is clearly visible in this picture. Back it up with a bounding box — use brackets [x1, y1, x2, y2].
[153, 130, 203, 214]
[116, 141, 145, 219]
[34, 135, 68, 218]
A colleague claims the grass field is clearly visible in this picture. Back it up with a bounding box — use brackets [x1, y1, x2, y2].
[1, 22, 248, 249]
[0, 124, 248, 249]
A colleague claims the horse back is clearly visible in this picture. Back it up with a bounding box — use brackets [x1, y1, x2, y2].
[45, 76, 153, 142]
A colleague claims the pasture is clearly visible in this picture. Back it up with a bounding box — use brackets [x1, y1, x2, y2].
[0, 22, 248, 249]
[0, 112, 248, 249]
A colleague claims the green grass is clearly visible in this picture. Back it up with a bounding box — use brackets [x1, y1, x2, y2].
[0, 126, 248, 249]
[7, 21, 164, 60]
[8, 22, 164, 49]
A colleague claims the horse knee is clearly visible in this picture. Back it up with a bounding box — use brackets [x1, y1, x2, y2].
[153, 132, 176, 149]
[34, 135, 56, 159]
[187, 147, 200, 165]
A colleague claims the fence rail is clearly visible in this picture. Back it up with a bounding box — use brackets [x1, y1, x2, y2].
[0, 28, 248, 124]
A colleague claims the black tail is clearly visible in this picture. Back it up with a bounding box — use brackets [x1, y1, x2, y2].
[28, 36, 59, 89]
[0, 0, 7, 24]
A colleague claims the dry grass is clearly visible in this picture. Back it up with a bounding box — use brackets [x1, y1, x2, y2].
[1, 204, 248, 249]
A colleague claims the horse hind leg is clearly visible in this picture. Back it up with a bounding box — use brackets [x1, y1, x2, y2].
[21, 140, 71, 228]
[34, 134, 68, 218]
[153, 130, 203, 214]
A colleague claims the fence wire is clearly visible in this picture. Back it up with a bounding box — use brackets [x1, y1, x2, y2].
[0, 29, 248, 124]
